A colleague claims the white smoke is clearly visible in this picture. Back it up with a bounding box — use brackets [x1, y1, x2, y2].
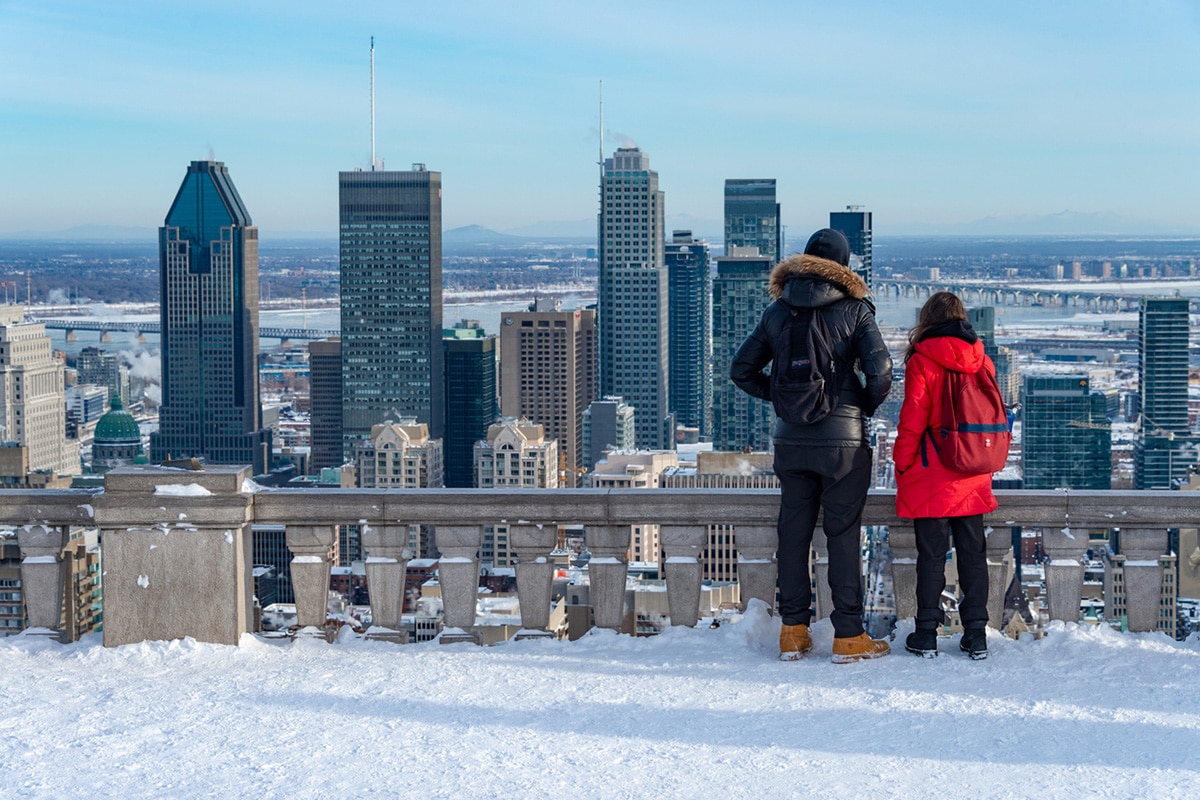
[47, 288, 70, 305]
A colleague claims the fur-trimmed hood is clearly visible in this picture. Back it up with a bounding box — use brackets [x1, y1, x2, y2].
[768, 253, 868, 304]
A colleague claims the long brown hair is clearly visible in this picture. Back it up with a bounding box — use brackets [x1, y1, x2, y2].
[905, 291, 967, 362]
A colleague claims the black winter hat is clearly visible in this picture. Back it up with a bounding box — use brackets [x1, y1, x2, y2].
[804, 228, 851, 267]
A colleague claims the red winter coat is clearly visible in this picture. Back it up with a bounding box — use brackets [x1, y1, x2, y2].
[894, 335, 999, 519]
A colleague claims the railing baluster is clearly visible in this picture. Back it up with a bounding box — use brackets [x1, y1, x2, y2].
[1119, 527, 1168, 632]
[586, 524, 629, 631]
[734, 525, 778, 613]
[285, 524, 335, 634]
[16, 524, 69, 639]
[888, 525, 918, 621]
[434, 524, 483, 644]
[361, 523, 411, 643]
[659, 524, 705, 627]
[510, 523, 557, 638]
[1042, 526, 1087, 622]
[984, 526, 1015, 628]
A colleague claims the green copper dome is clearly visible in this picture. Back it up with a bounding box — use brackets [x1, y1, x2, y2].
[94, 394, 142, 443]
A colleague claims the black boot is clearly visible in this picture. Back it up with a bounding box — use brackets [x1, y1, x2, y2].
[960, 627, 988, 660]
[905, 628, 938, 658]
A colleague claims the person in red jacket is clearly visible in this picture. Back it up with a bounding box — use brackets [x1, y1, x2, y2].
[893, 291, 998, 660]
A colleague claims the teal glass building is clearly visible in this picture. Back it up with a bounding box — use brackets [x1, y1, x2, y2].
[151, 161, 271, 473]
[712, 251, 774, 452]
[1135, 297, 1195, 489]
[444, 329, 497, 488]
[665, 230, 712, 439]
[339, 166, 444, 459]
[1022, 374, 1111, 490]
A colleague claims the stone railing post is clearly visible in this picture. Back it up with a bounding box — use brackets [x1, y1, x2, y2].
[285, 524, 335, 633]
[889, 524, 918, 621]
[16, 524, 70, 638]
[984, 526, 1014, 628]
[811, 527, 832, 621]
[361, 523, 412, 643]
[1119, 527, 1168, 633]
[93, 465, 255, 647]
[510, 523, 557, 638]
[659, 524, 706, 627]
[1042, 525, 1087, 623]
[735, 525, 778, 613]
[435, 525, 483, 644]
[586, 524, 630, 631]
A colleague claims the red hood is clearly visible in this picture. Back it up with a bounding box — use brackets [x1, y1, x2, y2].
[913, 335, 986, 373]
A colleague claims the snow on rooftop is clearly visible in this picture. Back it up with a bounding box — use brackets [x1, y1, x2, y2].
[2, 605, 1198, 797]
[152, 483, 212, 497]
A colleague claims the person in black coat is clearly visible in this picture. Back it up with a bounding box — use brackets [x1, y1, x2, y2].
[730, 228, 893, 662]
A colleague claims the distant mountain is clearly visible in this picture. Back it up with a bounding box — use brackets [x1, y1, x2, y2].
[444, 224, 525, 245]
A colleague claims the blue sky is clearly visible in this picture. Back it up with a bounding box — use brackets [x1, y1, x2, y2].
[2, 0, 1198, 238]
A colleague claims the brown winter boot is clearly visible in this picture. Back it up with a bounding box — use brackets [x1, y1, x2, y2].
[831, 632, 891, 664]
[779, 624, 813, 661]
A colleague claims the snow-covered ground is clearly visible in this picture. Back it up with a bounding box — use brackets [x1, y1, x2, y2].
[2, 603, 1198, 799]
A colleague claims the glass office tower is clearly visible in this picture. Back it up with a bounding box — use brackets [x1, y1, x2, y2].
[339, 166, 444, 459]
[151, 160, 271, 473]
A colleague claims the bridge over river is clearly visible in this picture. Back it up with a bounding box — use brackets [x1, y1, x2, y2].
[875, 279, 1200, 312]
[34, 319, 338, 342]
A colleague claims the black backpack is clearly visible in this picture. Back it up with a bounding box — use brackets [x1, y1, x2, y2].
[769, 306, 842, 425]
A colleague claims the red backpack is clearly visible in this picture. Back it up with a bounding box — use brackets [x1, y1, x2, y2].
[922, 366, 1010, 475]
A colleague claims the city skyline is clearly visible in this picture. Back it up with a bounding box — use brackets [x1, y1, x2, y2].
[2, 1, 1198, 239]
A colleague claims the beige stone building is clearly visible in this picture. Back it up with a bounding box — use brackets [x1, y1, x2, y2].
[475, 419, 559, 567]
[589, 450, 680, 566]
[356, 420, 443, 489]
[0, 307, 78, 477]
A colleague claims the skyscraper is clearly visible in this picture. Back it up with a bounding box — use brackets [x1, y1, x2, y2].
[339, 165, 443, 460]
[445, 324, 498, 488]
[1135, 297, 1194, 489]
[498, 300, 596, 486]
[724, 179, 781, 264]
[308, 338, 342, 472]
[1022, 373, 1110, 490]
[598, 147, 672, 450]
[151, 160, 270, 473]
[830, 206, 873, 289]
[664, 231, 712, 439]
[712, 249, 774, 451]
[581, 396, 636, 470]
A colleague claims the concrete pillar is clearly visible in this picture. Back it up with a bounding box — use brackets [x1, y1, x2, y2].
[1042, 526, 1087, 623]
[984, 526, 1015, 629]
[811, 527, 832, 621]
[510, 523, 557, 636]
[735, 525, 778, 613]
[93, 466, 255, 647]
[1120, 527, 1168, 633]
[660, 524, 706, 627]
[361, 523, 411, 642]
[434, 524, 482, 644]
[285, 524, 335, 631]
[889, 524, 918, 621]
[16, 524, 70, 637]
[586, 524, 629, 631]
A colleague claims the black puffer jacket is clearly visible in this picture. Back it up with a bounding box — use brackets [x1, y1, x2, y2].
[730, 254, 893, 446]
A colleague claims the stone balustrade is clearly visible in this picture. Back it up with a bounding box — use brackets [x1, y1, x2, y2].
[2, 469, 1193, 646]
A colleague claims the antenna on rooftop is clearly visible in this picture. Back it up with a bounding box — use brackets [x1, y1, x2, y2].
[598, 79, 604, 180]
[370, 36, 379, 171]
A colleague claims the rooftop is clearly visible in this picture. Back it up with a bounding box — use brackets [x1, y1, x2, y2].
[3, 604, 1197, 798]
